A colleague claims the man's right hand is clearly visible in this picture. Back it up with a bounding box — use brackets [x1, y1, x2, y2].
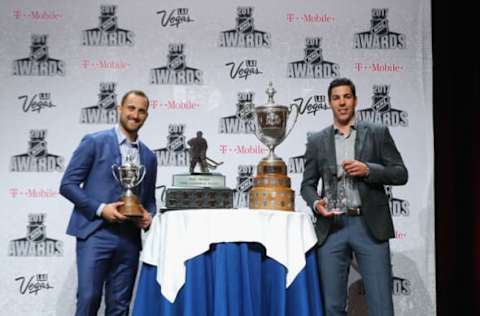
[314, 199, 342, 218]
[100, 201, 127, 223]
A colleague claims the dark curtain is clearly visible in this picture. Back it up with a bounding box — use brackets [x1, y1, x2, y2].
[433, 1, 480, 315]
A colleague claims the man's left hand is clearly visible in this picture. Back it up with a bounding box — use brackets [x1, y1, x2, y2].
[342, 160, 369, 177]
[132, 206, 152, 230]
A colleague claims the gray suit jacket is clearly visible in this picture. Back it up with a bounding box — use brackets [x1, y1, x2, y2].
[300, 120, 408, 245]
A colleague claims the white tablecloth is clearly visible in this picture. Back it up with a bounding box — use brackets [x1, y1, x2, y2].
[140, 208, 318, 303]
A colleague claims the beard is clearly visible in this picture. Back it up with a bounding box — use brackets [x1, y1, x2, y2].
[119, 116, 143, 134]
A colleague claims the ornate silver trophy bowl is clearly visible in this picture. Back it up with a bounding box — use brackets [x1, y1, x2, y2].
[249, 82, 299, 211]
[254, 82, 299, 161]
[112, 154, 146, 217]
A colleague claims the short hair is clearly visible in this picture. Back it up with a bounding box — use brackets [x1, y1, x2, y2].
[120, 90, 150, 108]
[327, 78, 356, 101]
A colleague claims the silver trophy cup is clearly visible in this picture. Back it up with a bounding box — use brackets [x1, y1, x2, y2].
[112, 156, 146, 217]
[249, 82, 299, 211]
[254, 82, 299, 161]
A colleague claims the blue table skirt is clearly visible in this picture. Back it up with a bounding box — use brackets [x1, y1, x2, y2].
[133, 242, 324, 316]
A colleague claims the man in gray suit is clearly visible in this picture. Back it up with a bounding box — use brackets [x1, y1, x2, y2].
[301, 78, 408, 316]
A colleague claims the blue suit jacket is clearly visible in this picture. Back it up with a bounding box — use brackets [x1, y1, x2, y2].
[60, 128, 157, 239]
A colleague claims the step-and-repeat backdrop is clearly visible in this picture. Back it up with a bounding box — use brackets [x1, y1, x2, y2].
[0, 0, 434, 315]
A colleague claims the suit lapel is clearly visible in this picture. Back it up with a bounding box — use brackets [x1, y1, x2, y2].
[137, 142, 146, 199]
[321, 126, 338, 200]
[110, 128, 122, 166]
[138, 142, 145, 165]
[355, 121, 368, 160]
[324, 125, 337, 173]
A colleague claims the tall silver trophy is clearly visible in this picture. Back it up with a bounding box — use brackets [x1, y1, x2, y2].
[112, 154, 146, 217]
[249, 82, 299, 211]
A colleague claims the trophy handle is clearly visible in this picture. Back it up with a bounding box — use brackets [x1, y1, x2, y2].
[284, 103, 300, 140]
[134, 165, 146, 187]
[111, 164, 120, 182]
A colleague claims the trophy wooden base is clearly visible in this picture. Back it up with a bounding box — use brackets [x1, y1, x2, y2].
[119, 195, 143, 217]
[249, 159, 295, 211]
[165, 187, 233, 209]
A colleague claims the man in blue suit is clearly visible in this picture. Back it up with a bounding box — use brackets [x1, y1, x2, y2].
[60, 90, 157, 316]
[301, 78, 408, 316]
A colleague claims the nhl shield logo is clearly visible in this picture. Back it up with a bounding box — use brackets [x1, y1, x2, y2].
[370, 15, 389, 35]
[371, 93, 391, 112]
[236, 16, 254, 33]
[27, 223, 46, 242]
[30, 35, 49, 62]
[167, 44, 186, 71]
[97, 92, 116, 110]
[303, 37, 323, 65]
[236, 7, 254, 33]
[236, 165, 254, 192]
[168, 53, 185, 71]
[28, 139, 47, 157]
[237, 177, 254, 192]
[236, 92, 255, 120]
[236, 101, 254, 121]
[97, 86, 117, 110]
[233, 165, 255, 208]
[166, 134, 186, 151]
[99, 5, 118, 32]
[166, 124, 187, 151]
[304, 47, 323, 65]
[30, 44, 48, 61]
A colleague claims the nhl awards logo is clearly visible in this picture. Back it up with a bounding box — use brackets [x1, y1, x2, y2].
[356, 84, 408, 127]
[82, 5, 134, 46]
[13, 34, 65, 76]
[150, 43, 203, 85]
[353, 8, 406, 49]
[233, 165, 255, 208]
[80, 82, 119, 124]
[153, 124, 190, 166]
[10, 129, 64, 172]
[385, 185, 410, 216]
[218, 92, 256, 134]
[287, 37, 340, 79]
[8, 214, 63, 257]
[218, 7, 271, 48]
